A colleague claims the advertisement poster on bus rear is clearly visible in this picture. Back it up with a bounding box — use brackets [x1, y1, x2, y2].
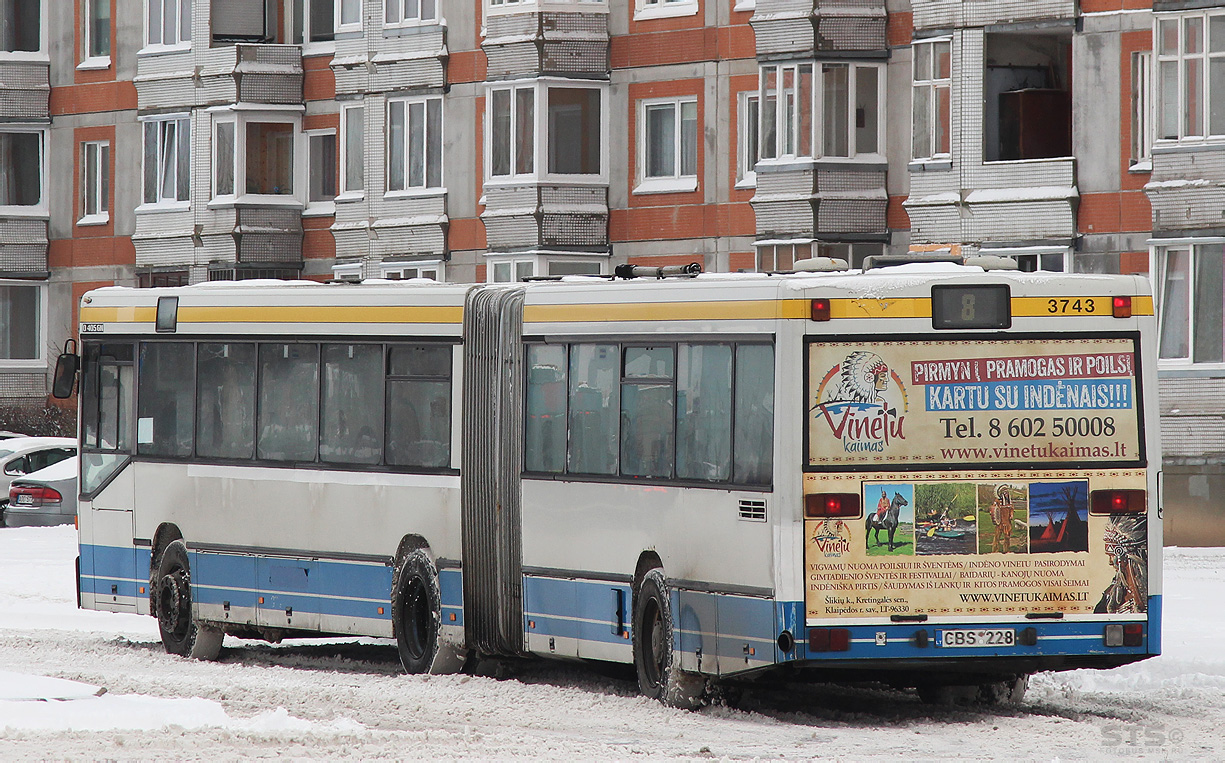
[803, 336, 1148, 622]
[805, 337, 1142, 469]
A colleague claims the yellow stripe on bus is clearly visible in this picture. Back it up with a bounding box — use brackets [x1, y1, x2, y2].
[79, 305, 464, 324]
[524, 300, 811, 323]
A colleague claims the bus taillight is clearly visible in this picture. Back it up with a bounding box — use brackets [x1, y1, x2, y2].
[1112, 296, 1132, 318]
[810, 628, 851, 652]
[1090, 489, 1146, 514]
[805, 493, 861, 518]
[810, 298, 831, 321]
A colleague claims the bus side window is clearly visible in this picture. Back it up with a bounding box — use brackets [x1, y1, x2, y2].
[257, 343, 321, 462]
[138, 342, 195, 457]
[568, 344, 619, 476]
[385, 344, 451, 469]
[676, 344, 732, 482]
[80, 341, 135, 494]
[320, 343, 384, 465]
[621, 346, 676, 479]
[733, 344, 774, 486]
[196, 343, 257, 460]
[525, 344, 567, 473]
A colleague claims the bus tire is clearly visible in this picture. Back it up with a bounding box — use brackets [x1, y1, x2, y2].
[393, 549, 441, 674]
[633, 569, 707, 710]
[980, 674, 1029, 705]
[155, 540, 222, 660]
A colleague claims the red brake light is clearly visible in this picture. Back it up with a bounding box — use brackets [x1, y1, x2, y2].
[805, 493, 861, 518]
[1112, 296, 1132, 318]
[1090, 489, 1146, 514]
[808, 628, 851, 652]
[8, 485, 62, 506]
[811, 298, 831, 321]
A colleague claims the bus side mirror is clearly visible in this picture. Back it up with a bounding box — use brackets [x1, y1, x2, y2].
[51, 339, 79, 400]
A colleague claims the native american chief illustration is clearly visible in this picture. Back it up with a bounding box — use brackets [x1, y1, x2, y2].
[825, 351, 891, 406]
[1095, 515, 1148, 614]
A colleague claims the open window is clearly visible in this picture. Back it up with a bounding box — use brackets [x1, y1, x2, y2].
[983, 30, 1072, 162]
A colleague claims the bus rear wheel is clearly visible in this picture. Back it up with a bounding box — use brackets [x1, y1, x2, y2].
[393, 549, 441, 674]
[154, 540, 223, 660]
[917, 674, 1028, 706]
[633, 569, 706, 710]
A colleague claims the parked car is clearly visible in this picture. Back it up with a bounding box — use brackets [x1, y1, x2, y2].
[7, 455, 79, 527]
[0, 438, 77, 523]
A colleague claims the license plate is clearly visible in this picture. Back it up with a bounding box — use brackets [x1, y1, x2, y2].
[938, 629, 1015, 648]
[14, 494, 33, 504]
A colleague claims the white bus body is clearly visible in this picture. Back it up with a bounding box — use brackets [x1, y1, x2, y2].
[71, 263, 1161, 704]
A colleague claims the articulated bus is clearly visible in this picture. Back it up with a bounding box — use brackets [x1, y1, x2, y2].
[62, 257, 1160, 707]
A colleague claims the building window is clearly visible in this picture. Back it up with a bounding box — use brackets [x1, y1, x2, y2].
[756, 242, 811, 272]
[84, 0, 110, 60]
[490, 86, 535, 179]
[0, 130, 44, 210]
[1132, 51, 1153, 167]
[489, 256, 602, 282]
[381, 261, 442, 280]
[0, 282, 42, 363]
[912, 39, 951, 161]
[145, 0, 191, 49]
[137, 270, 190, 288]
[307, 131, 337, 210]
[247, 122, 294, 195]
[737, 91, 759, 187]
[1155, 244, 1225, 365]
[0, 0, 43, 55]
[760, 62, 883, 162]
[142, 116, 190, 206]
[635, 0, 698, 21]
[80, 141, 110, 224]
[489, 81, 607, 181]
[337, 0, 361, 31]
[388, 96, 443, 193]
[386, 0, 436, 25]
[292, 0, 336, 43]
[341, 105, 364, 195]
[490, 258, 537, 282]
[637, 97, 698, 194]
[214, 120, 235, 196]
[1156, 11, 1225, 142]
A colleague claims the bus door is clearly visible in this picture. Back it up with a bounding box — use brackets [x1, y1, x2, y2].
[79, 341, 140, 613]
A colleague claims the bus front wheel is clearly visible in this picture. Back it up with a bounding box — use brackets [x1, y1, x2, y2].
[633, 568, 707, 709]
[154, 540, 223, 660]
[393, 549, 441, 674]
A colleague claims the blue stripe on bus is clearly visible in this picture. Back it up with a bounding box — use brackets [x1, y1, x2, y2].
[522, 576, 632, 646]
[79, 544, 468, 628]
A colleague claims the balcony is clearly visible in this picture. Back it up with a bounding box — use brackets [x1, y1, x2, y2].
[0, 59, 47, 121]
[484, 9, 609, 80]
[751, 0, 886, 59]
[0, 218, 47, 278]
[136, 43, 303, 111]
[482, 185, 607, 252]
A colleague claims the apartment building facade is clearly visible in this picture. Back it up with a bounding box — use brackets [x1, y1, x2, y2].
[0, 0, 1223, 540]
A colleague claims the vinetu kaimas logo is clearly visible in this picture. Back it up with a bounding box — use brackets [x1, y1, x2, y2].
[813, 351, 909, 453]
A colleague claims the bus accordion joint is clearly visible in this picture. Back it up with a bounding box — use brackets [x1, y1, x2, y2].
[804, 493, 861, 518]
[1112, 295, 1132, 318]
[1090, 489, 1146, 514]
[810, 298, 831, 321]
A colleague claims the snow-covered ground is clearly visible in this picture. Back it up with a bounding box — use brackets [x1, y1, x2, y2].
[0, 526, 1221, 760]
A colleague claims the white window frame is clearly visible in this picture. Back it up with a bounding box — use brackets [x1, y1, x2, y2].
[386, 0, 439, 27]
[1131, 50, 1153, 169]
[140, 114, 190, 210]
[737, 90, 759, 188]
[297, 0, 337, 54]
[486, 254, 605, 282]
[635, 96, 699, 195]
[80, 0, 111, 69]
[0, 0, 48, 61]
[1151, 241, 1225, 368]
[980, 247, 1071, 273]
[305, 128, 338, 216]
[911, 37, 952, 162]
[80, 140, 110, 226]
[142, 0, 191, 54]
[0, 127, 47, 217]
[634, 0, 698, 22]
[1155, 10, 1225, 145]
[339, 103, 365, 199]
[331, 261, 364, 281]
[758, 61, 886, 165]
[386, 95, 445, 196]
[336, 0, 362, 32]
[380, 260, 443, 280]
[0, 280, 48, 369]
[486, 78, 609, 185]
[205, 108, 304, 207]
